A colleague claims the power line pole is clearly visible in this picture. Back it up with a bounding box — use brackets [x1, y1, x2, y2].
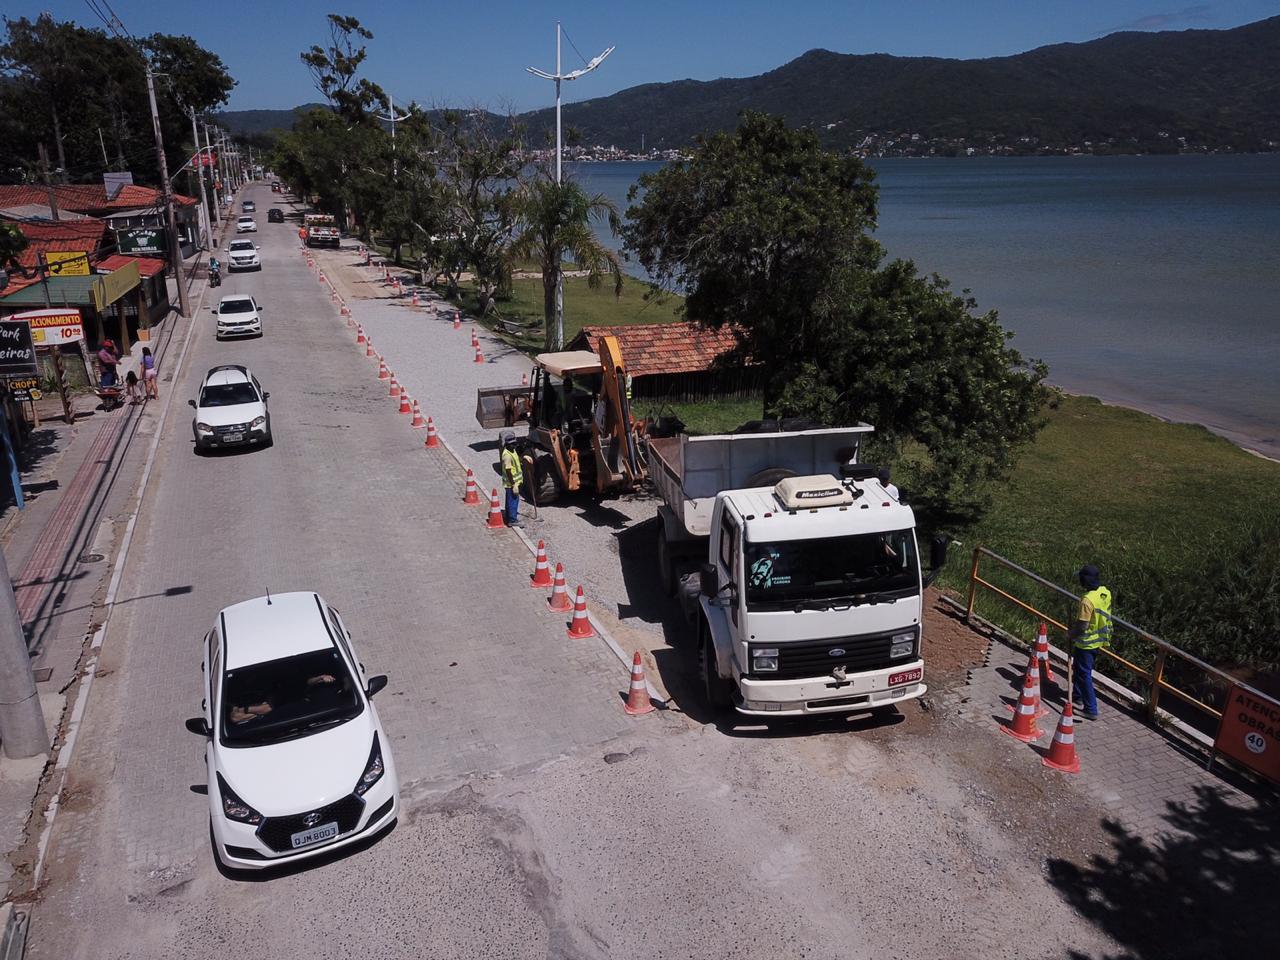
[144, 66, 190, 318]
[37, 144, 60, 222]
[202, 121, 220, 230]
[189, 111, 211, 249]
[0, 546, 49, 759]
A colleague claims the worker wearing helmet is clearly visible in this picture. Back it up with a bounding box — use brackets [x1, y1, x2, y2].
[499, 430, 523, 527]
[1067, 564, 1112, 720]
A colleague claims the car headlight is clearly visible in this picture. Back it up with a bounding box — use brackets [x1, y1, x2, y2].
[752, 648, 779, 672]
[890, 630, 916, 659]
[217, 773, 262, 825]
[249, 416, 267, 429]
[355, 734, 384, 796]
[195, 422, 214, 435]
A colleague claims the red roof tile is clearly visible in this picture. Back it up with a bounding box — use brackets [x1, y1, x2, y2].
[569, 322, 744, 378]
[5, 219, 111, 270]
[0, 183, 197, 213]
[94, 254, 167, 277]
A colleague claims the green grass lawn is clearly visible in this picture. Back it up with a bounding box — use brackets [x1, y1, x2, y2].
[641, 397, 764, 436]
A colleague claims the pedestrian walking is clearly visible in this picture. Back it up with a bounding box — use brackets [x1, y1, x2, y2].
[1067, 563, 1113, 720]
[97, 339, 120, 388]
[499, 430, 523, 527]
[141, 346, 158, 399]
[124, 369, 140, 404]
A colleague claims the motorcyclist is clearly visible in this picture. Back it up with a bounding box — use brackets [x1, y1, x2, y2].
[209, 256, 221, 286]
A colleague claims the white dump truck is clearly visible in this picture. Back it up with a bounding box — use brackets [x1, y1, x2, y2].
[649, 425, 948, 716]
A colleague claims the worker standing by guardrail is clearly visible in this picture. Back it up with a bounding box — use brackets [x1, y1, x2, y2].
[1067, 563, 1113, 720]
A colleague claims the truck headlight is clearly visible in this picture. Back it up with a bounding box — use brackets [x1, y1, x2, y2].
[890, 631, 916, 659]
[752, 648, 779, 672]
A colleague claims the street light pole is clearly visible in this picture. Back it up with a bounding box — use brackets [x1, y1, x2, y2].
[527, 24, 614, 350]
[0, 545, 48, 759]
[189, 111, 212, 250]
[145, 66, 190, 319]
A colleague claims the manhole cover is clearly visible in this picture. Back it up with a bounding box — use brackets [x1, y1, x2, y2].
[78, 553, 105, 563]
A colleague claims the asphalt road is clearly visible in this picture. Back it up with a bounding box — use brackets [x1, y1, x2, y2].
[24, 185, 1120, 959]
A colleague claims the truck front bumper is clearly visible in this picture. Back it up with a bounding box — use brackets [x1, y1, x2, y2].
[734, 660, 925, 716]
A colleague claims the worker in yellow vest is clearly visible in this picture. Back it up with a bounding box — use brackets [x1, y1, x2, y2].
[1067, 564, 1112, 720]
[500, 430, 523, 527]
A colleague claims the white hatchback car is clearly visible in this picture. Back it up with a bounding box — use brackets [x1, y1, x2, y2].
[211, 294, 262, 340]
[236, 215, 257, 233]
[185, 592, 399, 871]
[189, 364, 272, 451]
[226, 239, 261, 271]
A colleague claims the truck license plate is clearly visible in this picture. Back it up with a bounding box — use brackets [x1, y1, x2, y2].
[290, 821, 338, 848]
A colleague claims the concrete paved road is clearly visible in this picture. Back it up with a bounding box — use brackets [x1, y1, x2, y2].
[25, 187, 1119, 959]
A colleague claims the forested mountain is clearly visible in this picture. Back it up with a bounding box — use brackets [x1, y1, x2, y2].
[221, 17, 1280, 154]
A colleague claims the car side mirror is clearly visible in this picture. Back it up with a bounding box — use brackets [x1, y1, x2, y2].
[184, 717, 211, 737]
[262, 391, 270, 400]
[366, 675, 388, 698]
[187, 399, 196, 408]
[699, 563, 719, 598]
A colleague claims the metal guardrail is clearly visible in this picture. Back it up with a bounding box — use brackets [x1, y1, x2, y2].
[962, 545, 1277, 727]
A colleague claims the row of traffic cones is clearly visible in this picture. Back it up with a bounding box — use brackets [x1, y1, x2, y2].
[999, 623, 1080, 774]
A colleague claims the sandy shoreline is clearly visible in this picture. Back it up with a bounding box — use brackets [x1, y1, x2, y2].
[1051, 379, 1280, 464]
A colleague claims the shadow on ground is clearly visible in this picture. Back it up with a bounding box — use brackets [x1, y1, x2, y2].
[1051, 783, 1279, 960]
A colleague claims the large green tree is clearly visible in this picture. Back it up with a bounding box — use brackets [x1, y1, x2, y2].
[624, 112, 1049, 523]
[511, 174, 623, 350]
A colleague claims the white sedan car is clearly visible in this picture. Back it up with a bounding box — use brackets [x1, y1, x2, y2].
[226, 238, 261, 271]
[185, 592, 399, 871]
[211, 294, 262, 340]
[189, 364, 272, 451]
[236, 215, 257, 233]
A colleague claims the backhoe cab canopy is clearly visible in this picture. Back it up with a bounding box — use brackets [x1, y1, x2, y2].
[536, 351, 602, 379]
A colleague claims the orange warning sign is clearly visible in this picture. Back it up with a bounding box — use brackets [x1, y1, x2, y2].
[1214, 684, 1280, 784]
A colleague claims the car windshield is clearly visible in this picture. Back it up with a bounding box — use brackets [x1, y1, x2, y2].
[220, 647, 362, 746]
[229, 242, 254, 253]
[238, 217, 253, 223]
[744, 530, 919, 609]
[219, 299, 255, 313]
[200, 382, 258, 406]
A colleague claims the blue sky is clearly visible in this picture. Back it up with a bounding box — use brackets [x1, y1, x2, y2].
[10, 1, 1280, 112]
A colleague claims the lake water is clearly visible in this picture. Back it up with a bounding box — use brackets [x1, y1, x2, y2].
[571, 156, 1280, 458]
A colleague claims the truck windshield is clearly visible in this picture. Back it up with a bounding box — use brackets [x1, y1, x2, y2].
[744, 531, 919, 609]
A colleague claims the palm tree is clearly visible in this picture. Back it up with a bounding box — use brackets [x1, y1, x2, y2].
[511, 175, 623, 351]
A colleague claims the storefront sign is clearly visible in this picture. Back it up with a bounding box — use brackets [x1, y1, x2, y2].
[5, 376, 42, 402]
[117, 227, 166, 256]
[45, 251, 91, 277]
[1214, 684, 1280, 784]
[9, 308, 85, 345]
[91, 261, 140, 311]
[0, 320, 37, 376]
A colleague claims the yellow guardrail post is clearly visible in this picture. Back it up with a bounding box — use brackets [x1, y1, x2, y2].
[1147, 648, 1167, 723]
[965, 546, 981, 622]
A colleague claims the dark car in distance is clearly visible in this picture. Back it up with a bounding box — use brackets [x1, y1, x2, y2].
[267, 208, 285, 223]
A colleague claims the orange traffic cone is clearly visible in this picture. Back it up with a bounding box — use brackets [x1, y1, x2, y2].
[356, 326, 366, 344]
[453, 312, 460, 330]
[365, 340, 376, 358]
[411, 292, 419, 307]
[424, 418, 440, 448]
[463, 468, 479, 504]
[318, 272, 326, 285]
[567, 586, 594, 639]
[474, 345, 484, 364]
[377, 360, 390, 380]
[1042, 703, 1082, 774]
[546, 563, 571, 611]
[530, 541, 553, 588]
[388, 376, 400, 398]
[485, 489, 504, 529]
[398, 392, 412, 415]
[1006, 648, 1050, 719]
[1001, 652, 1045, 743]
[411, 401, 426, 428]
[331, 290, 338, 302]
[623, 651, 656, 716]
[1035, 621, 1056, 684]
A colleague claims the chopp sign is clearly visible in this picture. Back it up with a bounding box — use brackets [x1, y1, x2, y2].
[1213, 684, 1280, 784]
[10, 308, 84, 345]
[0, 320, 37, 376]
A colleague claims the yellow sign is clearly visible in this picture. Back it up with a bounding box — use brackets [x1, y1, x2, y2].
[45, 250, 91, 277]
[90, 261, 140, 311]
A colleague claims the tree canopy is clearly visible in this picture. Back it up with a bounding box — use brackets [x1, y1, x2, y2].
[624, 112, 1050, 523]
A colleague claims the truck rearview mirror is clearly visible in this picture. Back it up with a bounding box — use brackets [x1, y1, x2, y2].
[699, 563, 719, 598]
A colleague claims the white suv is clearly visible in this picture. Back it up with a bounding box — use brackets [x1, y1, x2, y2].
[185, 592, 399, 871]
[189, 364, 272, 451]
[236, 215, 257, 233]
[226, 239, 261, 271]
[211, 294, 262, 339]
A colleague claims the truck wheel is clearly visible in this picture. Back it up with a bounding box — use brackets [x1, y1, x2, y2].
[744, 467, 797, 488]
[701, 633, 733, 712]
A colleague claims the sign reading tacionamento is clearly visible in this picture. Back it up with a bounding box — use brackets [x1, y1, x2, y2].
[1214, 684, 1280, 784]
[9, 308, 85, 345]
